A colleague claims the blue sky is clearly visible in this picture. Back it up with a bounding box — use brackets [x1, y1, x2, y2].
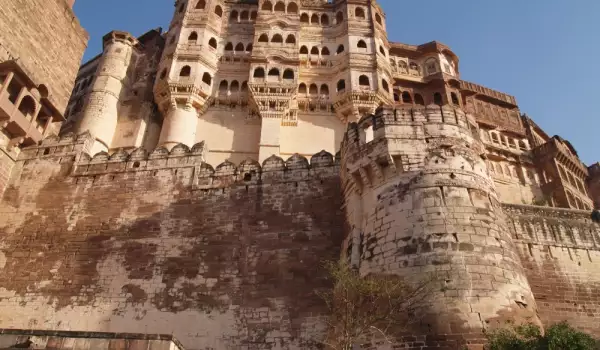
[73, 0, 599, 165]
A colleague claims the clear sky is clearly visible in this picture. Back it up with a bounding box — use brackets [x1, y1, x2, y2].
[73, 0, 599, 165]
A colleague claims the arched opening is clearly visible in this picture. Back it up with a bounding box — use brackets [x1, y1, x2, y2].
[285, 34, 296, 44]
[241, 11, 249, 20]
[310, 46, 319, 55]
[426, 59, 438, 75]
[321, 14, 329, 25]
[309, 83, 318, 95]
[219, 80, 228, 93]
[230, 80, 240, 92]
[258, 34, 269, 42]
[18, 95, 36, 118]
[225, 42, 234, 51]
[235, 43, 245, 52]
[287, 2, 298, 13]
[188, 32, 198, 43]
[300, 13, 309, 22]
[402, 91, 412, 104]
[246, 43, 253, 52]
[268, 68, 280, 78]
[178, 3, 185, 12]
[355, 7, 365, 19]
[320, 84, 329, 96]
[299, 83, 307, 94]
[261, 1, 273, 11]
[274, 1, 285, 12]
[300, 46, 308, 54]
[409, 62, 420, 74]
[394, 93, 399, 102]
[321, 47, 330, 55]
[179, 65, 191, 77]
[283, 69, 294, 80]
[230, 10, 239, 21]
[337, 79, 346, 92]
[241, 81, 248, 92]
[160, 69, 167, 80]
[311, 13, 319, 24]
[253, 67, 265, 78]
[336, 44, 345, 54]
[381, 79, 389, 92]
[202, 72, 212, 85]
[196, 0, 205, 9]
[399, 61, 408, 72]
[518, 140, 527, 150]
[375, 13, 382, 25]
[451, 92, 460, 105]
[208, 37, 217, 49]
[414, 93, 425, 105]
[433, 92, 443, 106]
[250, 11, 257, 20]
[358, 75, 370, 87]
[379, 46, 385, 55]
[271, 34, 283, 43]
[336, 11, 343, 24]
[357, 40, 367, 49]
[214, 5, 223, 16]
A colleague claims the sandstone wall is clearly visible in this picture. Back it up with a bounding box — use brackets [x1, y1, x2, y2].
[0, 0, 88, 112]
[505, 204, 600, 335]
[0, 146, 15, 197]
[0, 134, 343, 350]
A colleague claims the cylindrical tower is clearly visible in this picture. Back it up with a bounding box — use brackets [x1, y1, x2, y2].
[76, 31, 138, 153]
[157, 104, 198, 149]
[340, 104, 540, 348]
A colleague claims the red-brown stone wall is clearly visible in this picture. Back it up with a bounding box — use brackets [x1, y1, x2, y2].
[0, 140, 343, 350]
[0, 147, 15, 197]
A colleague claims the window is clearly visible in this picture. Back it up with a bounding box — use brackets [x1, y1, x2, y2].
[321, 47, 330, 55]
[300, 46, 308, 54]
[287, 2, 298, 13]
[357, 40, 367, 49]
[196, 0, 205, 9]
[271, 34, 283, 43]
[399, 61, 408, 72]
[178, 3, 185, 12]
[311, 13, 319, 24]
[241, 11, 249, 20]
[188, 32, 198, 43]
[254, 67, 265, 78]
[320, 84, 329, 95]
[274, 1, 285, 12]
[402, 91, 412, 104]
[283, 69, 294, 80]
[219, 80, 228, 93]
[258, 34, 269, 42]
[179, 65, 191, 77]
[160, 69, 167, 80]
[311, 46, 319, 55]
[409, 62, 419, 73]
[230, 80, 240, 92]
[337, 45, 345, 54]
[246, 43, 253, 52]
[451, 92, 459, 105]
[235, 43, 245, 52]
[250, 11, 257, 20]
[262, 0, 272, 11]
[241, 81, 248, 92]
[321, 14, 329, 25]
[379, 46, 385, 55]
[426, 59, 437, 75]
[208, 37, 217, 49]
[518, 140, 527, 150]
[309, 84, 318, 95]
[355, 7, 365, 19]
[358, 75, 370, 86]
[268, 68, 280, 78]
[375, 13, 382, 25]
[299, 83, 307, 94]
[300, 13, 309, 22]
[433, 92, 443, 106]
[491, 133, 499, 143]
[214, 5, 223, 16]
[336, 11, 343, 24]
[285, 34, 296, 44]
[225, 42, 234, 51]
[230, 10, 239, 21]
[381, 79, 389, 92]
[18, 96, 36, 117]
[202, 72, 212, 85]
[337, 79, 346, 92]
[394, 93, 399, 102]
[414, 93, 424, 105]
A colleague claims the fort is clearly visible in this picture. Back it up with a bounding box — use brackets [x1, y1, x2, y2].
[0, 0, 599, 349]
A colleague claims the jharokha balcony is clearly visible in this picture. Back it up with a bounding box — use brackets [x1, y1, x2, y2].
[0, 61, 64, 150]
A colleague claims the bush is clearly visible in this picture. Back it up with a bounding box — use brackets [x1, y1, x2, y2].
[486, 322, 599, 350]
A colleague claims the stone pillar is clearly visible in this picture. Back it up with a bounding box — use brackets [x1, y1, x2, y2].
[76, 31, 137, 153]
[158, 105, 198, 150]
[340, 105, 540, 349]
[258, 118, 281, 163]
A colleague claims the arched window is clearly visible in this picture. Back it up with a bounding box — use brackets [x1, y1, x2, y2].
[337, 44, 345, 54]
[336, 11, 344, 24]
[246, 43, 253, 52]
[230, 80, 240, 92]
[285, 34, 296, 44]
[433, 92, 443, 106]
[300, 13, 309, 22]
[258, 34, 269, 42]
[178, 3, 185, 13]
[337, 79, 346, 92]
[160, 69, 167, 80]
[188, 32, 198, 43]
[250, 11, 257, 20]
[414, 93, 425, 105]
[283, 69, 294, 80]
[241, 11, 249, 20]
[225, 42, 234, 51]
[309, 83, 318, 95]
[375, 13, 382, 25]
[196, 0, 205, 9]
[394, 93, 399, 102]
[208, 37, 217, 49]
[426, 59, 438, 75]
[357, 40, 367, 49]
[299, 83, 307, 94]
[355, 7, 365, 19]
[268, 68, 280, 78]
[179, 65, 191, 77]
[321, 14, 329, 25]
[241, 81, 248, 92]
[311, 13, 319, 24]
[402, 91, 412, 103]
[321, 47, 330, 55]
[18, 96, 36, 117]
[262, 0, 273, 11]
[214, 5, 223, 16]
[399, 61, 408, 72]
[409, 62, 420, 74]
[358, 75, 369, 86]
[254, 67, 265, 78]
[518, 140, 527, 150]
[235, 43, 245, 52]
[310, 46, 319, 55]
[320, 84, 329, 95]
[491, 133, 500, 144]
[300, 46, 308, 54]
[381, 79, 389, 92]
[271, 34, 283, 43]
[274, 1, 285, 12]
[219, 80, 228, 93]
[379, 46, 385, 55]
[287, 2, 298, 13]
[202, 72, 212, 85]
[451, 92, 459, 105]
[230, 10, 239, 21]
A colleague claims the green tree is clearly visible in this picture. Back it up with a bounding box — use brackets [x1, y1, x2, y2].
[486, 322, 599, 350]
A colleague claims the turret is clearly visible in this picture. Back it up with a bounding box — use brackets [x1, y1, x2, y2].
[76, 31, 138, 155]
[341, 104, 540, 348]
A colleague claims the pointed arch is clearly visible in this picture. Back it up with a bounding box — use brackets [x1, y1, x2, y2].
[214, 5, 223, 17]
[18, 95, 36, 117]
[310, 46, 319, 55]
[321, 47, 330, 55]
[262, 0, 273, 11]
[309, 83, 318, 95]
[179, 65, 191, 77]
[246, 43, 253, 52]
[208, 37, 217, 49]
[235, 43, 245, 52]
[311, 13, 319, 24]
[285, 34, 296, 44]
[196, 0, 206, 9]
[299, 83, 307, 94]
[202, 72, 212, 85]
[287, 2, 298, 13]
[336, 44, 345, 54]
[188, 32, 198, 43]
[300, 46, 308, 54]
[300, 13, 309, 22]
[225, 42, 234, 51]
[271, 34, 283, 43]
